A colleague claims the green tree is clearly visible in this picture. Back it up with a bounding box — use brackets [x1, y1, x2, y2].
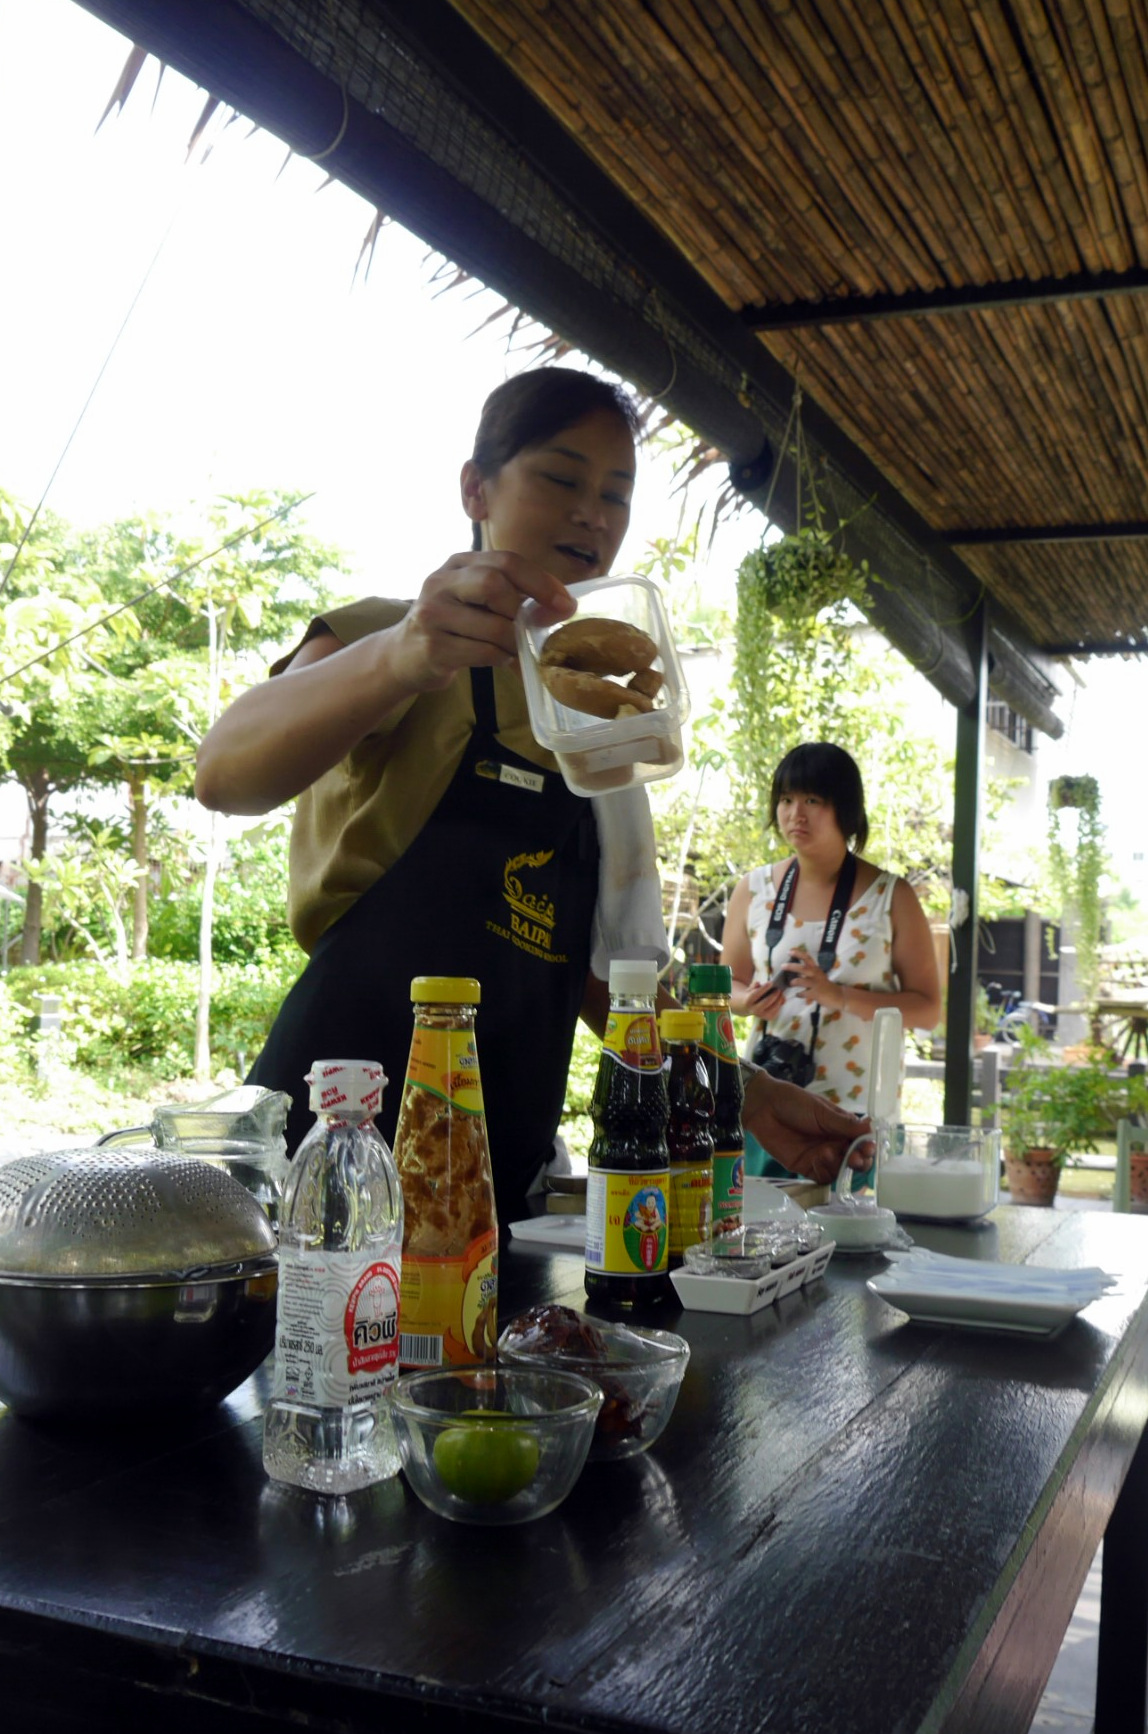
[0, 489, 347, 978]
[0, 495, 138, 963]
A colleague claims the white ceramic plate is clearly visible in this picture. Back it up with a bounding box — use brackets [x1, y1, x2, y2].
[867, 1270, 1101, 1337]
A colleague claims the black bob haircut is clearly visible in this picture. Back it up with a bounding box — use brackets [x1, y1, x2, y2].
[769, 743, 869, 853]
[468, 368, 642, 549]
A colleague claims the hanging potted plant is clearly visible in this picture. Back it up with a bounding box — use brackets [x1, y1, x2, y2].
[733, 381, 874, 806]
[1000, 1024, 1118, 1206]
[1047, 775, 1105, 1008]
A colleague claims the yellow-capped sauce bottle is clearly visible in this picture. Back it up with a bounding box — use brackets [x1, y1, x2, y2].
[392, 977, 498, 1367]
[687, 963, 745, 1232]
[584, 958, 672, 1310]
[659, 1009, 715, 1267]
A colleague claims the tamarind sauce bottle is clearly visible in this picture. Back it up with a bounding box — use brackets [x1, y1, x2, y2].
[584, 959, 673, 1311]
[392, 977, 498, 1367]
[687, 964, 744, 1232]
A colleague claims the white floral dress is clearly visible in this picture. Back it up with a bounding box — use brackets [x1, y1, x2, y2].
[745, 863, 902, 1113]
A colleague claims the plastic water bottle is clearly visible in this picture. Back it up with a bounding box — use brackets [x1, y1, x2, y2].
[263, 1059, 404, 1493]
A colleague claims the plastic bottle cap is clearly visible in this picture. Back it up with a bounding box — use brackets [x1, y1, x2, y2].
[410, 976, 481, 1004]
[688, 963, 732, 995]
[659, 1009, 705, 1042]
[607, 957, 658, 997]
[306, 1059, 386, 1117]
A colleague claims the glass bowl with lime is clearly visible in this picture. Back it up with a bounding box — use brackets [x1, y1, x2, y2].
[390, 1367, 603, 1524]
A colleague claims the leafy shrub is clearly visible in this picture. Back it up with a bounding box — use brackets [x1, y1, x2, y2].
[559, 1022, 602, 1161]
[1, 957, 301, 1082]
[150, 824, 296, 964]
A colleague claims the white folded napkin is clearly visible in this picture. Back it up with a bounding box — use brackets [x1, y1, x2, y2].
[880, 1249, 1114, 1303]
[590, 787, 670, 977]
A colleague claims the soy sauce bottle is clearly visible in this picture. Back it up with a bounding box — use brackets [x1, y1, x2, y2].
[585, 958, 672, 1310]
[660, 1009, 715, 1267]
[687, 963, 745, 1232]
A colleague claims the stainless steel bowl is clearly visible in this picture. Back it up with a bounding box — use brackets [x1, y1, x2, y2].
[0, 1149, 278, 1419]
[0, 1261, 278, 1420]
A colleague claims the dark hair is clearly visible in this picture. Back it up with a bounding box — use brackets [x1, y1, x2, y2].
[469, 368, 642, 549]
[769, 743, 869, 852]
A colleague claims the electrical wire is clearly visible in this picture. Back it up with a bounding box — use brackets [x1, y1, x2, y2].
[0, 493, 314, 687]
[0, 215, 181, 600]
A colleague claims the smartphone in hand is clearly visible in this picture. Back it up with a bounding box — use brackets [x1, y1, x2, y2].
[766, 967, 796, 997]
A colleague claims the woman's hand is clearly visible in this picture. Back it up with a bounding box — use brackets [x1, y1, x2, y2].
[741, 977, 787, 1022]
[786, 947, 845, 1012]
[742, 1072, 874, 1185]
[196, 551, 576, 815]
[389, 551, 575, 691]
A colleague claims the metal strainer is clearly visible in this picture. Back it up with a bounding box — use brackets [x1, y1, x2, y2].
[0, 1148, 278, 1278]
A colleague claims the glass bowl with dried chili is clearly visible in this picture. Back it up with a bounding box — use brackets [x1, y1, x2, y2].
[497, 1304, 690, 1462]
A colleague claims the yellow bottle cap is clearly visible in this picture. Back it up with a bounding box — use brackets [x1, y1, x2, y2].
[410, 975, 481, 1004]
[659, 1009, 705, 1042]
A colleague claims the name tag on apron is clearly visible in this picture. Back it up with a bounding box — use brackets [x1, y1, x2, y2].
[476, 759, 545, 795]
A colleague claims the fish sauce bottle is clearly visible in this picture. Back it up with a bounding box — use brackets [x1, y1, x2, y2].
[660, 1008, 715, 1267]
[687, 963, 745, 1232]
[263, 1059, 404, 1494]
[585, 958, 672, 1310]
[392, 976, 498, 1368]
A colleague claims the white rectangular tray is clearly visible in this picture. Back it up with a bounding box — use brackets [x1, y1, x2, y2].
[507, 1215, 585, 1252]
[670, 1244, 834, 1315]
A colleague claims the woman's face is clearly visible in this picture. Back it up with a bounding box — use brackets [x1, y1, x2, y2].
[462, 408, 635, 584]
[775, 789, 847, 855]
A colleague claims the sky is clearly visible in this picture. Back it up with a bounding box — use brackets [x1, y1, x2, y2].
[0, 0, 752, 590]
[0, 0, 1141, 887]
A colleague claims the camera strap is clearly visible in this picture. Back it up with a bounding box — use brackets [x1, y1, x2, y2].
[765, 852, 858, 1057]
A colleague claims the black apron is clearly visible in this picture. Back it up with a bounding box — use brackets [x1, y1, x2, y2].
[249, 668, 600, 1223]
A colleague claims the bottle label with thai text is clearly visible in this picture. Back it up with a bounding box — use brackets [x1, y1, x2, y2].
[669, 1161, 713, 1257]
[699, 1006, 739, 1065]
[713, 1148, 745, 1230]
[272, 1246, 401, 1407]
[403, 1027, 484, 1113]
[400, 1228, 498, 1367]
[600, 1011, 662, 1072]
[585, 1169, 670, 1276]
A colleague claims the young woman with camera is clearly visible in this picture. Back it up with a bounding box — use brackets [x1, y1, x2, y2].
[721, 742, 942, 1178]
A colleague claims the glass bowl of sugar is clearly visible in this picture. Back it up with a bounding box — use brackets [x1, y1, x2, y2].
[874, 1125, 1000, 1223]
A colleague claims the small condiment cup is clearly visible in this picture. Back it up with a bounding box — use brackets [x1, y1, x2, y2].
[807, 1200, 897, 1250]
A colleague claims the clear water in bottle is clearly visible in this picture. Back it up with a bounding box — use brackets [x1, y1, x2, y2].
[263, 1060, 404, 1494]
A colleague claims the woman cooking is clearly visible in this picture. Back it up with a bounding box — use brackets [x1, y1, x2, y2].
[196, 369, 871, 1218]
[722, 741, 942, 1180]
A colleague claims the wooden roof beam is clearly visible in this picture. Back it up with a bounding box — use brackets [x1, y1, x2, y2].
[741, 265, 1148, 330]
[1044, 640, 1148, 657]
[940, 523, 1148, 546]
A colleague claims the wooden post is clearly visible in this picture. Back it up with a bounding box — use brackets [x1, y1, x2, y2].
[944, 599, 988, 1125]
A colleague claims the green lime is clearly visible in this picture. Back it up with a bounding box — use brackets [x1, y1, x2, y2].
[433, 1410, 541, 1505]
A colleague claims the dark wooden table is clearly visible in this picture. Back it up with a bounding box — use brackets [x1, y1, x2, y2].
[2, 1205, 1148, 1734]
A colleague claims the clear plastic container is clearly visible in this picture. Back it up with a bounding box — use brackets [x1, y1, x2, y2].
[874, 1124, 1001, 1222]
[516, 575, 689, 796]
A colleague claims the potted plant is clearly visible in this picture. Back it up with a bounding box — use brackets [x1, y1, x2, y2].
[1000, 1025, 1120, 1205]
[1047, 774, 1105, 1007]
[974, 983, 996, 1051]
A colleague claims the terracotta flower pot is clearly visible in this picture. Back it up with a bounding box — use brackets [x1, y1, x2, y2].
[1004, 1150, 1061, 1207]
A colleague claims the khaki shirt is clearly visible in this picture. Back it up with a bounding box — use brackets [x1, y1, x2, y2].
[275, 598, 560, 951]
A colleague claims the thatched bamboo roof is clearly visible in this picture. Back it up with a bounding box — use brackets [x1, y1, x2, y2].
[76, 0, 1148, 731]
